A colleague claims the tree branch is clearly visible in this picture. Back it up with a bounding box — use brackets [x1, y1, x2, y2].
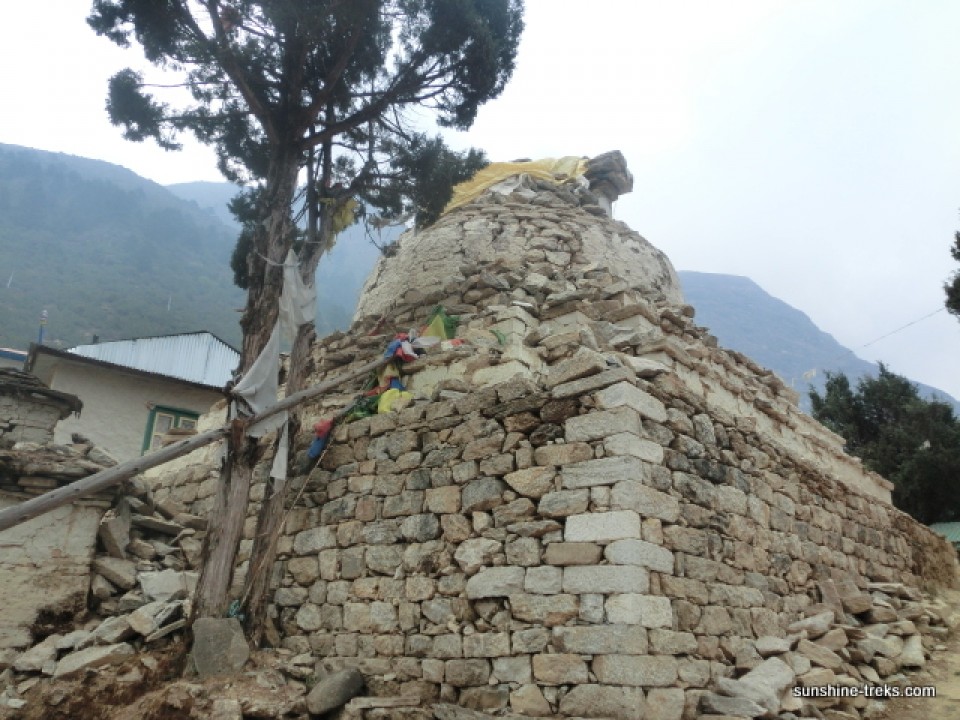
[303, 12, 367, 118]
[196, 0, 279, 142]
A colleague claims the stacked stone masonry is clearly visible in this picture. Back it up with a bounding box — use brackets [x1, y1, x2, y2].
[146, 179, 957, 720]
[354, 168, 684, 320]
[0, 369, 82, 445]
[0, 396, 62, 445]
[0, 439, 116, 655]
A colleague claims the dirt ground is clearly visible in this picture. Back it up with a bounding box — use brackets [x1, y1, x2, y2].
[878, 589, 960, 720]
[1, 643, 307, 720]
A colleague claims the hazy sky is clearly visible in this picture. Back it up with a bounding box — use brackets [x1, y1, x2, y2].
[3, 1, 960, 399]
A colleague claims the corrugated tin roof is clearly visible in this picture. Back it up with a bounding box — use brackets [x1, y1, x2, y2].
[68, 331, 239, 388]
[0, 348, 27, 362]
[929, 522, 960, 544]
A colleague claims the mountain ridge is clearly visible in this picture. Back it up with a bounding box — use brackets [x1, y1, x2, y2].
[678, 270, 960, 413]
[0, 144, 244, 348]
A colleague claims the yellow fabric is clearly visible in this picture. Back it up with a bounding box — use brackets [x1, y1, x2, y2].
[378, 388, 414, 414]
[443, 157, 589, 215]
[331, 198, 358, 235]
[422, 313, 453, 340]
[377, 362, 401, 387]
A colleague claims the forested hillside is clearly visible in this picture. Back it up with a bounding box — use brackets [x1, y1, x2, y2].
[167, 181, 393, 337]
[0, 145, 243, 348]
[0, 145, 393, 351]
[166, 181, 241, 229]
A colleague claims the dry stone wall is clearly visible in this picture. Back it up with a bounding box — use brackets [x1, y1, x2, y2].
[0, 369, 81, 446]
[354, 171, 683, 321]
[0, 398, 62, 445]
[255, 346, 952, 718]
[145, 179, 957, 720]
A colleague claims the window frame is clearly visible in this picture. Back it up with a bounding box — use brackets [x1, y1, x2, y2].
[141, 404, 201, 454]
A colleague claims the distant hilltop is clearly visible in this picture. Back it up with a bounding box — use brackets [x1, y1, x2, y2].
[0, 144, 243, 349]
[679, 271, 960, 413]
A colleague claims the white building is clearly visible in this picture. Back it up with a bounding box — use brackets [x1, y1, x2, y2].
[26, 332, 238, 461]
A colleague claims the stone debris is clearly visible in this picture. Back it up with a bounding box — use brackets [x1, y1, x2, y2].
[0, 451, 220, 714]
[92, 556, 139, 590]
[52, 642, 135, 679]
[190, 618, 250, 679]
[306, 667, 364, 715]
[139, 568, 198, 602]
[0, 441, 114, 498]
[0, 431, 124, 658]
[699, 582, 952, 719]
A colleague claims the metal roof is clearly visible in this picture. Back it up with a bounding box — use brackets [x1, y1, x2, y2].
[0, 348, 27, 361]
[928, 522, 960, 544]
[68, 331, 239, 388]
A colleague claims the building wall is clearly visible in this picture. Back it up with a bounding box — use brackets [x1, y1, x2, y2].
[0, 496, 104, 649]
[47, 362, 221, 462]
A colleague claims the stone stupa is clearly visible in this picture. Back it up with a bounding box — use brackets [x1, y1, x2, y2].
[148, 151, 956, 720]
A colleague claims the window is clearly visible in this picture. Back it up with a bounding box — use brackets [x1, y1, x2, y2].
[142, 405, 200, 454]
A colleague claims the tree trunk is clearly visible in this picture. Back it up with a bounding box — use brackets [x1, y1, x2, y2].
[191, 435, 258, 619]
[192, 150, 301, 621]
[242, 194, 343, 644]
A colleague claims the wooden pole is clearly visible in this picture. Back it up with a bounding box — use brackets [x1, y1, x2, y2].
[0, 355, 392, 533]
[0, 428, 226, 532]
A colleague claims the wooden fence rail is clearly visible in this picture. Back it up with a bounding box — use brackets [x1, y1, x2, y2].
[0, 355, 391, 533]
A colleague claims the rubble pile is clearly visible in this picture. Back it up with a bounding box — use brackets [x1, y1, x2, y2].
[1, 436, 119, 667]
[698, 580, 954, 719]
[0, 473, 195, 708]
[3, 451, 376, 720]
[0, 438, 114, 499]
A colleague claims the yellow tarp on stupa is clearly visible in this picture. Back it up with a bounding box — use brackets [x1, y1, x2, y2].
[443, 156, 588, 215]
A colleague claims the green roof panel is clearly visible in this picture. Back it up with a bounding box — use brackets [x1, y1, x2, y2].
[928, 522, 960, 544]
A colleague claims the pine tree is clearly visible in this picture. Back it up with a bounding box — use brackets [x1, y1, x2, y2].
[811, 364, 960, 523]
[88, 0, 524, 638]
[946, 231, 960, 318]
